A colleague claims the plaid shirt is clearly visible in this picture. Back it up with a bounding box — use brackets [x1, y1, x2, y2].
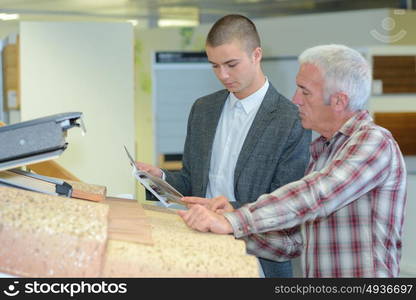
[224, 111, 407, 277]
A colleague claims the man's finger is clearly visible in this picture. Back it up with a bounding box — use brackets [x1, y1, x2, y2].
[177, 210, 187, 218]
[182, 196, 205, 203]
[209, 196, 227, 211]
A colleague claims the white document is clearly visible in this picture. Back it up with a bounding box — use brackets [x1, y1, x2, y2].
[124, 145, 184, 208]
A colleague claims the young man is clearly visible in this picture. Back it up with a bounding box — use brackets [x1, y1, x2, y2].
[178, 44, 407, 277]
[137, 15, 311, 277]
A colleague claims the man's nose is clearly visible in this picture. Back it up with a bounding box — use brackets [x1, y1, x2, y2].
[218, 66, 229, 80]
[292, 91, 302, 105]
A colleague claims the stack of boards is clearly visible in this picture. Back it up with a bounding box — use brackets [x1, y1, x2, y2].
[0, 186, 259, 277]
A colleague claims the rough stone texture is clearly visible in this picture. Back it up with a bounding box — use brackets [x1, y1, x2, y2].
[0, 186, 109, 277]
[103, 205, 259, 277]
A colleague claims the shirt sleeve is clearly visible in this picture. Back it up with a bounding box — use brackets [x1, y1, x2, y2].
[224, 128, 393, 256]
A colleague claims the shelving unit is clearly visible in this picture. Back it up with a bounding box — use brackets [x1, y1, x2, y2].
[1, 34, 20, 124]
[360, 46, 416, 155]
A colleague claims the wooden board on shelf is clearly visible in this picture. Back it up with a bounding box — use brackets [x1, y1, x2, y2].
[374, 112, 416, 155]
[158, 154, 182, 171]
[2, 42, 20, 110]
[373, 56, 416, 94]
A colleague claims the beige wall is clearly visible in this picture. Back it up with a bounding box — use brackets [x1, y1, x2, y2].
[392, 10, 416, 45]
[134, 8, 416, 166]
[134, 25, 210, 167]
[20, 21, 136, 197]
[0, 21, 18, 40]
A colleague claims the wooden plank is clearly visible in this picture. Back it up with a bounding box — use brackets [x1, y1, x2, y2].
[158, 154, 182, 170]
[374, 70, 416, 78]
[373, 55, 416, 67]
[27, 160, 81, 182]
[380, 78, 416, 86]
[67, 180, 106, 202]
[374, 112, 416, 155]
[373, 56, 416, 94]
[104, 197, 153, 245]
[71, 188, 104, 202]
[382, 86, 416, 94]
[2, 42, 20, 110]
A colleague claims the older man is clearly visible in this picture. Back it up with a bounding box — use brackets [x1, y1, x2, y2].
[179, 44, 407, 278]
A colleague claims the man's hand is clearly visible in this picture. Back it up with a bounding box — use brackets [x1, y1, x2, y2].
[177, 205, 233, 234]
[181, 196, 234, 213]
[135, 161, 163, 178]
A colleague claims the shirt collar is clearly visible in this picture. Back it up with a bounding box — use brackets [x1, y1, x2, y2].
[310, 110, 372, 160]
[320, 110, 371, 142]
[338, 110, 372, 137]
[229, 78, 269, 114]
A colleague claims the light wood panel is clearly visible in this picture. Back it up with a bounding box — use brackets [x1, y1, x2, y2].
[27, 160, 81, 182]
[2, 40, 20, 110]
[104, 197, 153, 245]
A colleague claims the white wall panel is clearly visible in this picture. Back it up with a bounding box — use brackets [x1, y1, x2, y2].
[20, 21, 135, 197]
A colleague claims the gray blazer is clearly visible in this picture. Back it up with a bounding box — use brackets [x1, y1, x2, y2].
[164, 83, 311, 208]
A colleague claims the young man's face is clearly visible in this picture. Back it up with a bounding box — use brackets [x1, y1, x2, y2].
[206, 39, 262, 99]
[292, 63, 333, 132]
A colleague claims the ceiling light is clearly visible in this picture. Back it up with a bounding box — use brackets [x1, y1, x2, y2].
[158, 19, 199, 27]
[235, 0, 263, 3]
[158, 6, 199, 28]
[127, 19, 138, 26]
[0, 13, 19, 21]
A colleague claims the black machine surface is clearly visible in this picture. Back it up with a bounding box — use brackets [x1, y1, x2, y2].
[0, 112, 85, 171]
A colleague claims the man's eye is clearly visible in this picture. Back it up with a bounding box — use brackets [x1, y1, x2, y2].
[211, 64, 218, 69]
[228, 64, 237, 68]
[302, 90, 310, 96]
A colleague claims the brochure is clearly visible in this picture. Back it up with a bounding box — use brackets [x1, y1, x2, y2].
[124, 145, 184, 208]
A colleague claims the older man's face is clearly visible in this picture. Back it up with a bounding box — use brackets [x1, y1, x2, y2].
[292, 63, 333, 133]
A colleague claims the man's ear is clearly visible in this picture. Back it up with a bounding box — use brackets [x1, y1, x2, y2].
[330, 92, 349, 112]
[252, 47, 262, 63]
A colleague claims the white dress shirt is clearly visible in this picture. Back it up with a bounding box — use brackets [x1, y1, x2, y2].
[206, 79, 269, 202]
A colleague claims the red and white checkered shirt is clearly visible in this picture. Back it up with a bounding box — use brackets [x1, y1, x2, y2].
[224, 110, 407, 277]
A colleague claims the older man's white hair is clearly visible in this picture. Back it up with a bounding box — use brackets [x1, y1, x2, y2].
[298, 44, 372, 112]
